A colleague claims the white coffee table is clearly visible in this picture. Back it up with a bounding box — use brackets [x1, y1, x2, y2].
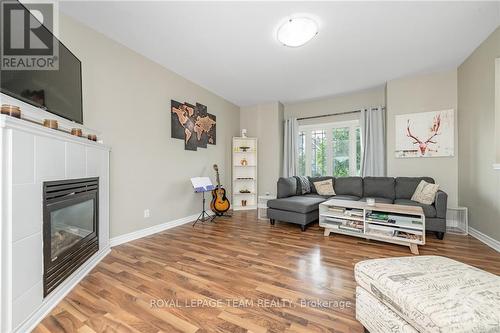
[319, 199, 425, 254]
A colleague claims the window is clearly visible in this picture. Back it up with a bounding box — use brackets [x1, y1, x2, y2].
[332, 127, 350, 177]
[298, 120, 362, 177]
[311, 130, 326, 176]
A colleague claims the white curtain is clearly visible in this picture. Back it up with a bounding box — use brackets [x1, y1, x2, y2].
[283, 118, 299, 177]
[360, 107, 386, 177]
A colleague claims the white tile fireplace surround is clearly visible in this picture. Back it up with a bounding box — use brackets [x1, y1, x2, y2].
[0, 97, 111, 333]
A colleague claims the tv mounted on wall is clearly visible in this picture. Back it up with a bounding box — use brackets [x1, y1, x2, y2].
[0, 1, 83, 124]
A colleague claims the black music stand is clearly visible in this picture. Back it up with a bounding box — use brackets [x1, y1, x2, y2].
[191, 177, 216, 227]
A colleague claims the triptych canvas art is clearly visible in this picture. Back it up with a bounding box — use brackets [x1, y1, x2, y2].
[171, 100, 216, 151]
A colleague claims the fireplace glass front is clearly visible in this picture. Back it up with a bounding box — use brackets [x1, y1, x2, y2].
[43, 178, 99, 296]
[50, 199, 94, 261]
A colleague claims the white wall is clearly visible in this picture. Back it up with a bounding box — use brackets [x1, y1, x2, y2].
[386, 70, 458, 207]
[59, 14, 240, 238]
[496, 58, 500, 163]
[458, 27, 500, 242]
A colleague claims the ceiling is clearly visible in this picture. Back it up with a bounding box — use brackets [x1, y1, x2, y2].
[60, 1, 500, 106]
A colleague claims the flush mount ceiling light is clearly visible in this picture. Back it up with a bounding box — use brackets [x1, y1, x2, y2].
[277, 16, 318, 47]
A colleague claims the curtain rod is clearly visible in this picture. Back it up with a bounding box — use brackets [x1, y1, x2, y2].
[296, 106, 385, 121]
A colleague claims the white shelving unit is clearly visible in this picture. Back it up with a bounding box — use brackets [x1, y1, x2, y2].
[320, 199, 425, 254]
[232, 137, 257, 211]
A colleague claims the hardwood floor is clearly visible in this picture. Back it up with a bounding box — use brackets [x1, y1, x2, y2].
[34, 211, 500, 333]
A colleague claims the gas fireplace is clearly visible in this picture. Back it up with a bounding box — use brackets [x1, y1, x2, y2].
[43, 178, 99, 296]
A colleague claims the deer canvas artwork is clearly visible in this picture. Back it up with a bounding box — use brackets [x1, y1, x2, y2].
[395, 109, 454, 158]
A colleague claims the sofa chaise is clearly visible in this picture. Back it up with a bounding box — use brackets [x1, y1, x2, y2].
[266, 176, 448, 239]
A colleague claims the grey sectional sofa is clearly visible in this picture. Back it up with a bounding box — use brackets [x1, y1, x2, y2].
[267, 176, 448, 239]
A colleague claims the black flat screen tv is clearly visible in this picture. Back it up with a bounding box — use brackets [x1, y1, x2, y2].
[0, 2, 83, 124]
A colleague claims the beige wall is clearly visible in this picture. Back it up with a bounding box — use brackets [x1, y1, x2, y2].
[386, 70, 458, 207]
[239, 88, 385, 194]
[283, 76, 459, 207]
[284, 86, 386, 123]
[240, 102, 283, 196]
[59, 15, 240, 238]
[458, 27, 500, 241]
[496, 57, 500, 162]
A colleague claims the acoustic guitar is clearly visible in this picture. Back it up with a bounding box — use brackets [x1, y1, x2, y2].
[210, 164, 230, 215]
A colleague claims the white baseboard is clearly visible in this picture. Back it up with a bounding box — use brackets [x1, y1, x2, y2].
[469, 227, 500, 253]
[14, 212, 215, 332]
[110, 212, 211, 247]
[15, 247, 111, 333]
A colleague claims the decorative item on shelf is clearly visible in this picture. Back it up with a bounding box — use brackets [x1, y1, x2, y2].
[366, 198, 376, 206]
[43, 119, 58, 129]
[71, 128, 83, 137]
[241, 199, 247, 207]
[240, 158, 248, 166]
[1, 104, 21, 118]
[239, 146, 250, 152]
[241, 128, 247, 138]
[87, 134, 97, 141]
[239, 189, 251, 193]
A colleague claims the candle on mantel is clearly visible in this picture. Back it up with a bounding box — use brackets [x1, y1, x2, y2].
[71, 128, 83, 137]
[1, 104, 21, 118]
[43, 119, 58, 129]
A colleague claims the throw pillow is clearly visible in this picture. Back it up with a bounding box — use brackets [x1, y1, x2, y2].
[308, 176, 334, 193]
[411, 180, 439, 205]
[277, 177, 297, 198]
[294, 176, 311, 195]
[314, 179, 336, 196]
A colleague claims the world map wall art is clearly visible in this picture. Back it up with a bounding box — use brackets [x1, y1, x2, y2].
[171, 100, 216, 151]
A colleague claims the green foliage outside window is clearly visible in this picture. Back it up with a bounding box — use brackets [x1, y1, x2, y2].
[333, 128, 349, 177]
[297, 124, 361, 177]
[311, 131, 326, 176]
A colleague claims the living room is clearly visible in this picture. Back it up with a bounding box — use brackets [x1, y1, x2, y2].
[0, 1, 499, 333]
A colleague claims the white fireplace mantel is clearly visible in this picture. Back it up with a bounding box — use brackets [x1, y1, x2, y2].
[0, 112, 111, 333]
